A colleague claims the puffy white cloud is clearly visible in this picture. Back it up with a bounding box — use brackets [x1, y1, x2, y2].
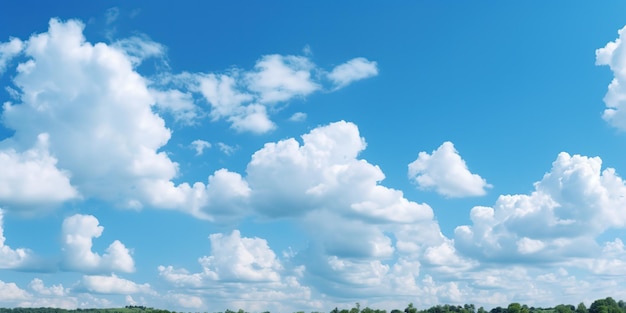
[190, 139, 211, 156]
[455, 152, 626, 262]
[79, 274, 152, 294]
[28, 278, 67, 297]
[408, 141, 491, 197]
[0, 280, 30, 302]
[0, 18, 253, 219]
[0, 133, 78, 212]
[159, 230, 282, 284]
[0, 210, 33, 269]
[228, 103, 275, 134]
[61, 214, 135, 273]
[158, 231, 317, 313]
[246, 54, 319, 103]
[0, 37, 23, 75]
[596, 25, 626, 130]
[247, 121, 433, 223]
[327, 57, 378, 89]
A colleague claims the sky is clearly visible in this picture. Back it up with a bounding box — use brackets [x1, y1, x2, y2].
[2, 1, 626, 312]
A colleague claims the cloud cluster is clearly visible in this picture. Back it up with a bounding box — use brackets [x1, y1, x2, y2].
[455, 152, 626, 262]
[61, 214, 135, 273]
[597, 25, 626, 130]
[408, 142, 491, 197]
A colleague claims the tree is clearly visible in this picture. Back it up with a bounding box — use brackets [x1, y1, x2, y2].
[576, 303, 587, 313]
[405, 303, 417, 313]
[508, 303, 521, 313]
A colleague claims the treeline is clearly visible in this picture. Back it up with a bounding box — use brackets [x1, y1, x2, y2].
[1, 296, 625, 313]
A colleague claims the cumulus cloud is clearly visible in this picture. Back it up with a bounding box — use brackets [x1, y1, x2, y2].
[61, 214, 135, 273]
[28, 278, 67, 297]
[246, 54, 319, 103]
[78, 274, 152, 295]
[408, 141, 491, 197]
[328, 57, 378, 89]
[0, 280, 30, 302]
[455, 152, 626, 262]
[596, 25, 626, 130]
[0, 133, 78, 212]
[0, 18, 254, 219]
[0, 210, 33, 269]
[247, 121, 433, 223]
[159, 230, 282, 284]
[0, 37, 23, 75]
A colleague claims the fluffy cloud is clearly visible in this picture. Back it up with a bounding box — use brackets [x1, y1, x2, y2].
[0, 133, 78, 212]
[28, 278, 67, 297]
[158, 230, 315, 312]
[408, 141, 491, 197]
[78, 274, 152, 295]
[61, 214, 135, 273]
[0, 18, 253, 219]
[0, 37, 23, 75]
[0, 210, 33, 269]
[0, 280, 30, 302]
[328, 57, 378, 89]
[159, 230, 282, 284]
[247, 121, 433, 224]
[596, 25, 626, 130]
[455, 152, 626, 262]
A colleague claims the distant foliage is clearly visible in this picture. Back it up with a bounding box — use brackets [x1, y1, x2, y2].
[2, 296, 626, 313]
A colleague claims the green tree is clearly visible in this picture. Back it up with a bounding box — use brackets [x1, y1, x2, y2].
[508, 303, 522, 313]
[406, 304, 417, 313]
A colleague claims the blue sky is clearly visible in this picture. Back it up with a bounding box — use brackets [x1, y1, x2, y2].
[2, 1, 626, 311]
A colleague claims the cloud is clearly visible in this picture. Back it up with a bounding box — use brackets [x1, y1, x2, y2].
[0, 280, 30, 302]
[596, 25, 626, 130]
[246, 54, 320, 103]
[408, 141, 491, 197]
[0, 37, 23, 75]
[0, 133, 78, 212]
[246, 121, 434, 223]
[78, 274, 152, 295]
[28, 278, 67, 297]
[0, 18, 255, 219]
[289, 112, 307, 122]
[190, 139, 211, 156]
[455, 152, 626, 262]
[159, 230, 282, 284]
[61, 214, 135, 273]
[158, 231, 315, 312]
[328, 57, 378, 89]
[217, 142, 238, 156]
[0, 210, 34, 269]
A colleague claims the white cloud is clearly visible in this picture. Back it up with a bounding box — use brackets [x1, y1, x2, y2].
[246, 54, 319, 103]
[0, 210, 33, 269]
[150, 88, 199, 124]
[0, 133, 78, 212]
[455, 152, 626, 262]
[28, 278, 67, 297]
[190, 139, 211, 156]
[79, 274, 152, 295]
[61, 214, 135, 273]
[0, 37, 23, 75]
[0, 280, 30, 302]
[0, 18, 256, 219]
[159, 230, 282, 284]
[596, 25, 626, 130]
[408, 141, 491, 197]
[217, 142, 238, 156]
[289, 112, 307, 122]
[247, 121, 434, 224]
[328, 57, 378, 89]
[228, 103, 276, 133]
[113, 35, 165, 66]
